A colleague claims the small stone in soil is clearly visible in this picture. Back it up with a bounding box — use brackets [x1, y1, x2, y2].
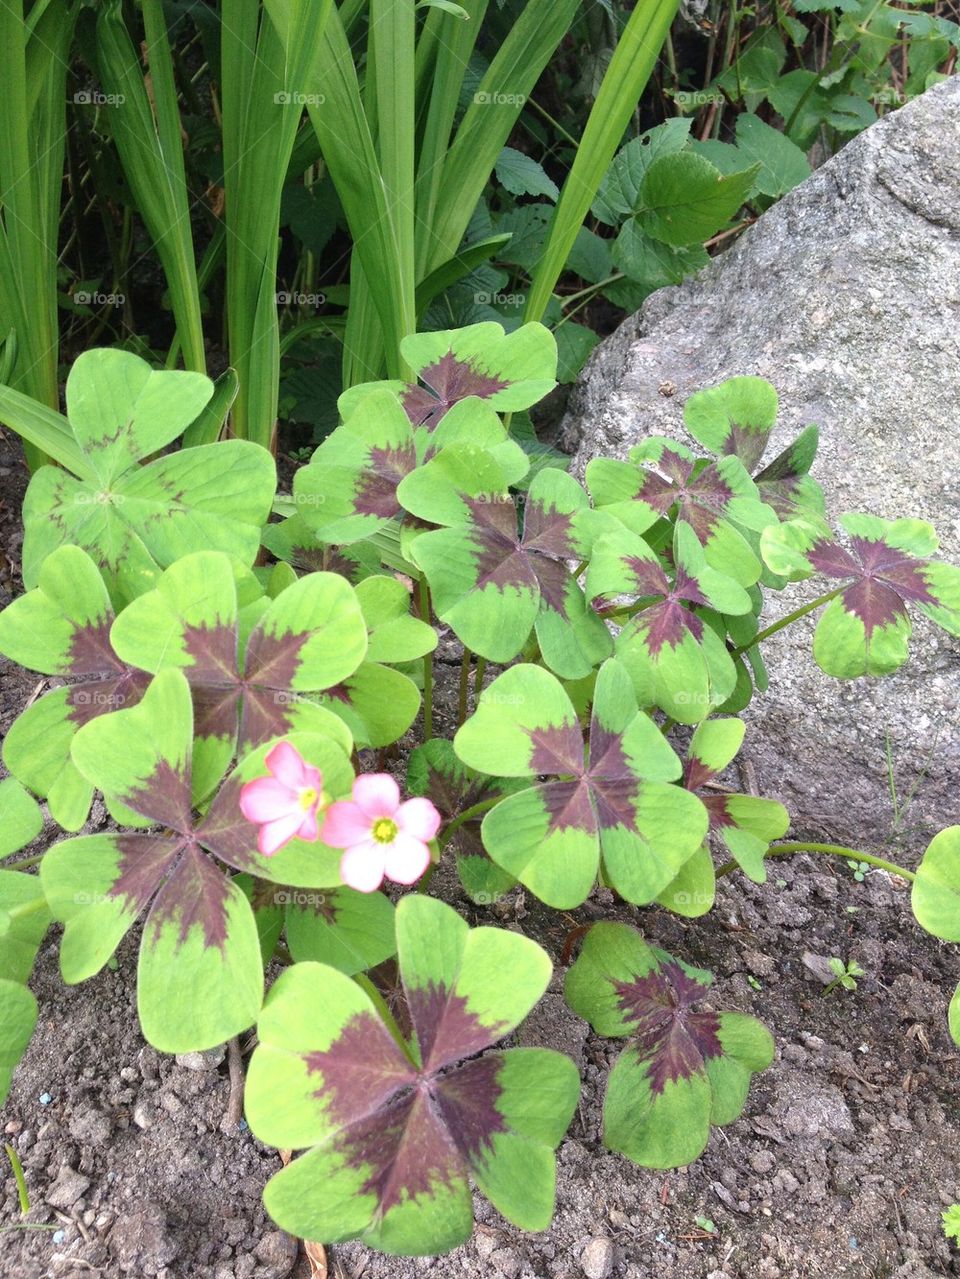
[580, 1235, 616, 1279]
[45, 1165, 91, 1209]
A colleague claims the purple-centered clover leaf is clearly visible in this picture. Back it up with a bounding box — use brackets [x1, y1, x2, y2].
[39, 669, 355, 1053]
[109, 551, 364, 798]
[337, 322, 558, 432]
[682, 376, 825, 519]
[244, 894, 579, 1256]
[453, 659, 708, 908]
[587, 521, 752, 724]
[586, 437, 777, 586]
[760, 513, 960, 678]
[680, 718, 790, 886]
[0, 545, 150, 829]
[565, 922, 774, 1168]
[406, 466, 612, 678]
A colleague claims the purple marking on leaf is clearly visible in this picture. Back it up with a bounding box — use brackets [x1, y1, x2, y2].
[726, 423, 769, 473]
[540, 778, 596, 835]
[182, 622, 238, 686]
[642, 597, 703, 656]
[66, 669, 151, 728]
[306, 1010, 417, 1128]
[533, 556, 573, 615]
[432, 1054, 507, 1162]
[238, 684, 302, 752]
[192, 683, 241, 745]
[702, 793, 735, 830]
[851, 541, 935, 603]
[67, 618, 124, 677]
[807, 539, 860, 579]
[146, 841, 234, 950]
[626, 557, 671, 598]
[400, 352, 510, 429]
[683, 755, 717, 793]
[354, 443, 417, 519]
[523, 498, 576, 562]
[587, 725, 638, 833]
[841, 580, 908, 634]
[614, 961, 722, 1094]
[125, 758, 193, 833]
[526, 723, 584, 776]
[196, 775, 275, 876]
[636, 469, 683, 516]
[407, 983, 506, 1073]
[111, 833, 182, 918]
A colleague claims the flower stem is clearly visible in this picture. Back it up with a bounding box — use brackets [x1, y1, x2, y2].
[473, 656, 487, 705]
[736, 586, 846, 654]
[439, 796, 503, 848]
[419, 578, 434, 740]
[3, 895, 48, 922]
[716, 841, 916, 882]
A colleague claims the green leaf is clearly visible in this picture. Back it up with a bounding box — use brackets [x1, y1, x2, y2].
[284, 886, 396, 974]
[635, 153, 759, 247]
[245, 895, 578, 1254]
[0, 979, 37, 1106]
[912, 826, 960, 943]
[733, 113, 811, 198]
[0, 867, 51, 983]
[0, 778, 43, 857]
[495, 147, 559, 201]
[565, 923, 773, 1168]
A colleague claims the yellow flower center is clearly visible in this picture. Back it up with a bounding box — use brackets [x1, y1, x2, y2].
[372, 818, 398, 844]
[298, 786, 319, 812]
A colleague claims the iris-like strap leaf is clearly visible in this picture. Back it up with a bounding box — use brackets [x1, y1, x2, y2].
[761, 514, 960, 678]
[454, 660, 707, 908]
[245, 895, 578, 1255]
[565, 922, 773, 1168]
[589, 522, 751, 723]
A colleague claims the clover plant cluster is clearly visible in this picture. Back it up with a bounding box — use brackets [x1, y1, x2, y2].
[1, 327, 959, 1257]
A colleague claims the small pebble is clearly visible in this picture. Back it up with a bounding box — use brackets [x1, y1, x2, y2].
[39, 1093, 52, 1106]
[580, 1235, 615, 1279]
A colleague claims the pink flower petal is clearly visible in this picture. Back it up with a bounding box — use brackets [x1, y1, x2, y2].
[295, 808, 320, 843]
[396, 796, 441, 842]
[383, 833, 431, 885]
[321, 800, 373, 849]
[352, 773, 400, 819]
[340, 841, 387, 893]
[240, 777, 299, 824]
[259, 809, 308, 856]
[265, 741, 310, 790]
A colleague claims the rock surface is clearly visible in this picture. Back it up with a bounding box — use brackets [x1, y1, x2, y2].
[561, 77, 960, 857]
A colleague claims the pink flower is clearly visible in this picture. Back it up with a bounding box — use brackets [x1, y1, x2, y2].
[239, 741, 325, 856]
[321, 774, 441, 893]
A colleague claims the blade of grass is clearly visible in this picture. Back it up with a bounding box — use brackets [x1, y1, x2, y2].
[95, 0, 206, 373]
[423, 0, 580, 275]
[0, 382, 92, 479]
[524, 0, 680, 322]
[181, 369, 240, 447]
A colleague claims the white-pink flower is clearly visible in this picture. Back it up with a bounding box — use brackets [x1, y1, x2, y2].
[321, 774, 441, 893]
[239, 741, 325, 856]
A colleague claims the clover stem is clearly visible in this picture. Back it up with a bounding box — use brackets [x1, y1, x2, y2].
[4, 895, 48, 921]
[1, 855, 43, 871]
[737, 586, 846, 653]
[458, 648, 472, 726]
[419, 578, 434, 740]
[716, 841, 916, 882]
[439, 797, 503, 848]
[473, 656, 487, 704]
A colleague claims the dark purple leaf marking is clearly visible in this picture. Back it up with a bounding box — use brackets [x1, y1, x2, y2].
[614, 961, 722, 1094]
[304, 999, 509, 1213]
[637, 452, 734, 543]
[353, 443, 417, 519]
[147, 843, 234, 949]
[525, 708, 645, 838]
[63, 619, 150, 727]
[701, 793, 736, 830]
[725, 422, 769, 474]
[126, 758, 195, 834]
[407, 984, 508, 1073]
[807, 535, 937, 637]
[624, 557, 708, 657]
[401, 352, 510, 430]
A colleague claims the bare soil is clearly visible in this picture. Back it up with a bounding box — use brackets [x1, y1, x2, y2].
[2, 436, 959, 1279]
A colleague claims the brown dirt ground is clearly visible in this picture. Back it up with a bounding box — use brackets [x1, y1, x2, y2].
[2, 435, 959, 1279]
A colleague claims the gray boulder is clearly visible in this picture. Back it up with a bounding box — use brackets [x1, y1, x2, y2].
[562, 77, 960, 855]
